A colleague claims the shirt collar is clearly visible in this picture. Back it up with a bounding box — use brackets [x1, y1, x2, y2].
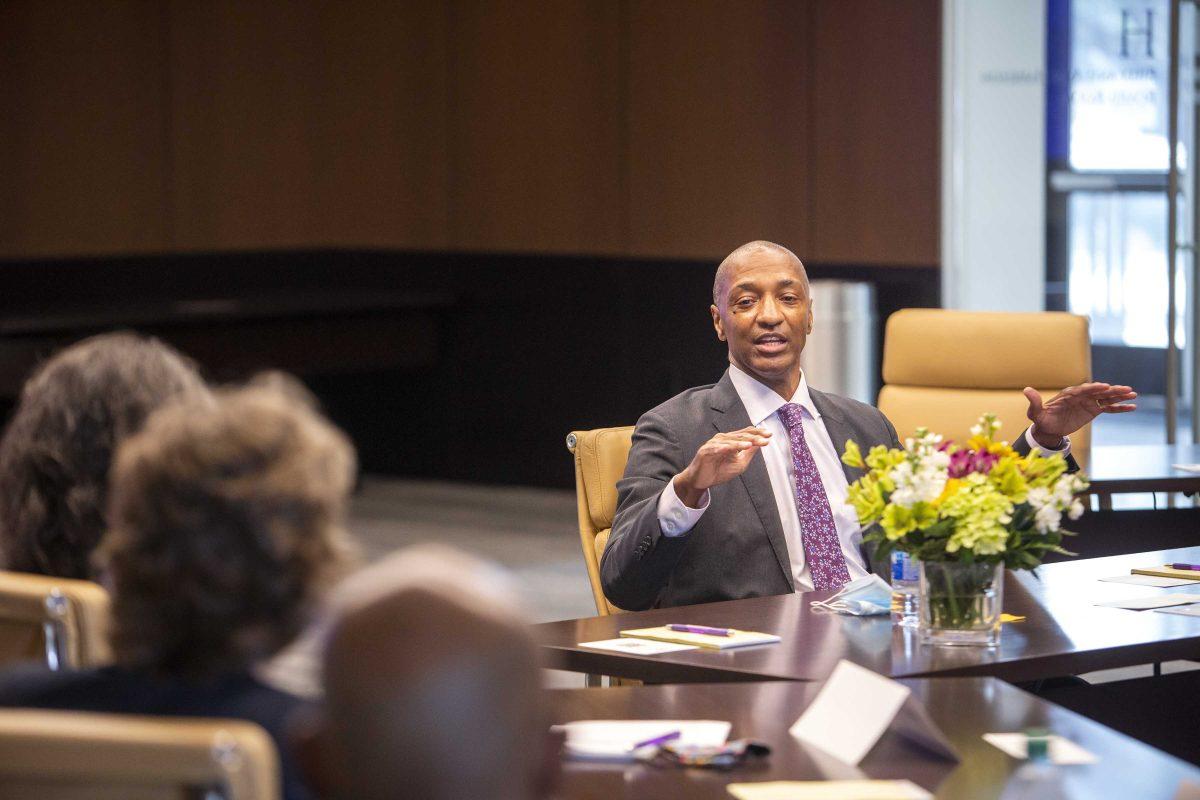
[727, 362, 820, 427]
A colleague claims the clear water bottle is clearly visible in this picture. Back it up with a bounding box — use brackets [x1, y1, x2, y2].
[998, 730, 1071, 800]
[890, 551, 919, 627]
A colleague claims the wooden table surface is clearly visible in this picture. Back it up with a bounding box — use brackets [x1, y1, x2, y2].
[537, 547, 1200, 684]
[550, 679, 1200, 799]
[1084, 444, 1200, 495]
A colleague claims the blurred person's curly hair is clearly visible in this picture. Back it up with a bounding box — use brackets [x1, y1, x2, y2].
[99, 381, 356, 677]
[0, 332, 207, 579]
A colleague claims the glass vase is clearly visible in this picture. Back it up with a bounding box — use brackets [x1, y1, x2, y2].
[918, 560, 1004, 647]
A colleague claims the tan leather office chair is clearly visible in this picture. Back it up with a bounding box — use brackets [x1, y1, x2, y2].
[0, 709, 280, 800]
[0, 571, 112, 670]
[877, 309, 1092, 464]
[567, 426, 633, 616]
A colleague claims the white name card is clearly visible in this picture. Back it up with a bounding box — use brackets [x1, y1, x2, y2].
[789, 660, 959, 766]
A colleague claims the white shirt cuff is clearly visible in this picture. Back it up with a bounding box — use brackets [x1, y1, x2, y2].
[1025, 425, 1071, 457]
[657, 476, 710, 537]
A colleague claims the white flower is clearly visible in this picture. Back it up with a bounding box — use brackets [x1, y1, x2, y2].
[887, 458, 948, 508]
[1034, 504, 1062, 534]
[1068, 499, 1084, 520]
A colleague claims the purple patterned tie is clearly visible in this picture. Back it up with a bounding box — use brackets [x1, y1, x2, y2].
[777, 403, 851, 590]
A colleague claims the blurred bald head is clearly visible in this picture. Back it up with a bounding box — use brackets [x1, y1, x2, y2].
[309, 548, 554, 800]
[712, 240, 808, 305]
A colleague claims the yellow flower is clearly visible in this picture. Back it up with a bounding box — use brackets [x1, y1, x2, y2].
[841, 439, 865, 469]
[881, 504, 918, 540]
[847, 476, 885, 525]
[989, 457, 1029, 502]
[865, 444, 899, 472]
[934, 477, 962, 506]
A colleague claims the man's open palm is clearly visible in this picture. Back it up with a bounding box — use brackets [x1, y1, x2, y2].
[1024, 382, 1137, 441]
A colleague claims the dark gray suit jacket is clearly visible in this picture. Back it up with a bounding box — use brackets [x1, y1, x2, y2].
[600, 370, 1054, 611]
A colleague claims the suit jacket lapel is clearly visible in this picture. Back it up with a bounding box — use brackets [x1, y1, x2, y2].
[809, 387, 866, 485]
[709, 370, 795, 592]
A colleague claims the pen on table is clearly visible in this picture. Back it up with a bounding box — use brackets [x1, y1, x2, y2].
[1170, 563, 1200, 571]
[632, 730, 681, 750]
[667, 624, 734, 637]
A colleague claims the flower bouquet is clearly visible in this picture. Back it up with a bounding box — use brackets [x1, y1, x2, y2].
[840, 414, 1088, 645]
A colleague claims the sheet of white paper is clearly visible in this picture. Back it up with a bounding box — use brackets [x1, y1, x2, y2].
[727, 780, 933, 800]
[790, 660, 912, 766]
[554, 719, 730, 761]
[983, 733, 1099, 764]
[1172, 463, 1200, 473]
[1156, 604, 1200, 618]
[1094, 593, 1200, 610]
[578, 637, 698, 655]
[1099, 574, 1200, 587]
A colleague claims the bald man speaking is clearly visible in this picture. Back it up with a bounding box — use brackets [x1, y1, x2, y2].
[600, 241, 1135, 611]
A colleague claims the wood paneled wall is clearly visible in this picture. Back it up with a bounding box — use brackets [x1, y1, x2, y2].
[0, 0, 940, 266]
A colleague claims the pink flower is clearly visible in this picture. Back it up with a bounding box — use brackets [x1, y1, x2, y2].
[947, 449, 974, 478]
[972, 451, 999, 473]
[947, 448, 998, 478]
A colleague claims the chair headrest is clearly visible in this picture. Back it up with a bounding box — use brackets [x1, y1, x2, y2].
[882, 309, 1090, 390]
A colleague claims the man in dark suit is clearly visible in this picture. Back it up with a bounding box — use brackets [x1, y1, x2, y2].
[601, 241, 1137, 611]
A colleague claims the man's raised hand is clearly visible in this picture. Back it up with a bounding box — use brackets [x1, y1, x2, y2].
[1023, 382, 1137, 449]
[672, 427, 771, 508]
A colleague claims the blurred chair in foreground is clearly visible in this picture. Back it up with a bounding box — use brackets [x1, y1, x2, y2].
[566, 426, 634, 616]
[0, 571, 110, 671]
[0, 708, 278, 800]
[877, 309, 1092, 462]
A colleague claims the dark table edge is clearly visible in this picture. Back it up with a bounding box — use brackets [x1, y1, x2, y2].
[548, 636, 1200, 685]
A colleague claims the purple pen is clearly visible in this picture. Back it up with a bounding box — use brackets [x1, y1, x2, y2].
[632, 730, 682, 750]
[668, 624, 734, 636]
[1170, 563, 1200, 571]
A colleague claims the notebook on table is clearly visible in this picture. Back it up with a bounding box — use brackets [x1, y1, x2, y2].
[1132, 565, 1200, 581]
[620, 626, 781, 650]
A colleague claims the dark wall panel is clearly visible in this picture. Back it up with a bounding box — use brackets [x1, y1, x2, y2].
[811, 0, 941, 265]
[448, 1, 624, 254]
[626, 0, 811, 260]
[0, 250, 939, 487]
[0, 1, 170, 258]
[168, 0, 450, 250]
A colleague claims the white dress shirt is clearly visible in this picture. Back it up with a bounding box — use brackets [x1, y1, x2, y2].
[656, 365, 1071, 593]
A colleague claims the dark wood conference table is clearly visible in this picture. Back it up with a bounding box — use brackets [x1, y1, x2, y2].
[551, 679, 1200, 799]
[537, 547, 1200, 684]
[1085, 444, 1200, 508]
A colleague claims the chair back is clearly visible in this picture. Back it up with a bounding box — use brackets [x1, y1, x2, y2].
[0, 709, 280, 800]
[0, 571, 111, 670]
[566, 426, 633, 616]
[877, 309, 1092, 462]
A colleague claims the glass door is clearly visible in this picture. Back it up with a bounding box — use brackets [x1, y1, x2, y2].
[1046, 0, 1195, 444]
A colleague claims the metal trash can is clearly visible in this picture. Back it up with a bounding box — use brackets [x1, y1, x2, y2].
[800, 280, 876, 404]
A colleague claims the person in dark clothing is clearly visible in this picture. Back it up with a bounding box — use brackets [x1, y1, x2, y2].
[0, 379, 356, 800]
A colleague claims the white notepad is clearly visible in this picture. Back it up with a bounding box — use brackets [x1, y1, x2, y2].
[1099, 574, 1200, 588]
[727, 780, 933, 800]
[578, 637, 698, 655]
[553, 719, 730, 761]
[1094, 593, 1200, 610]
[620, 626, 781, 650]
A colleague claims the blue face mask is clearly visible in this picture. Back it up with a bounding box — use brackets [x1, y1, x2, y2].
[809, 574, 894, 616]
